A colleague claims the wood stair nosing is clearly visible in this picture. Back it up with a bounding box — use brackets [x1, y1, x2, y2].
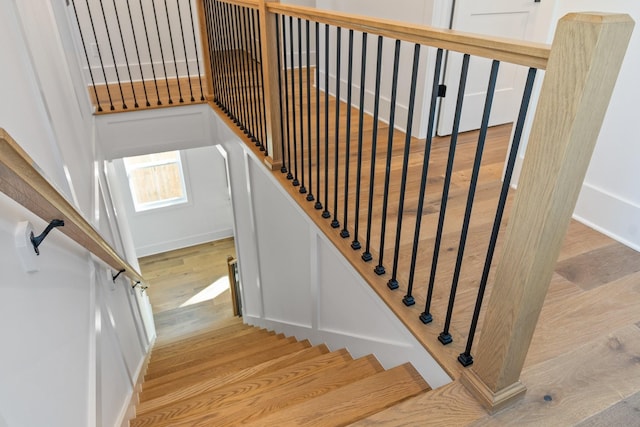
[133, 352, 383, 427]
[137, 342, 326, 414]
[240, 363, 431, 427]
[146, 329, 275, 373]
[144, 332, 289, 380]
[141, 337, 312, 392]
[178, 354, 388, 427]
[151, 323, 257, 359]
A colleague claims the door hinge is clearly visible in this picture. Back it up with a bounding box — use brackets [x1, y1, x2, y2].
[437, 84, 447, 98]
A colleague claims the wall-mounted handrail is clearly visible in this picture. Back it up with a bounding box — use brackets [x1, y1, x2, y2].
[267, 3, 551, 69]
[0, 128, 145, 284]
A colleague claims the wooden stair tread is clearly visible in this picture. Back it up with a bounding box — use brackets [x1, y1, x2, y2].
[151, 322, 255, 358]
[132, 352, 382, 427]
[141, 338, 312, 391]
[146, 329, 274, 375]
[241, 363, 430, 427]
[144, 332, 287, 379]
[138, 342, 327, 413]
[181, 355, 386, 427]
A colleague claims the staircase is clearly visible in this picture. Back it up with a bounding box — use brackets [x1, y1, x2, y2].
[132, 318, 431, 426]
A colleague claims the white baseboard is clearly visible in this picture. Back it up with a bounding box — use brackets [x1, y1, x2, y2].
[574, 183, 640, 251]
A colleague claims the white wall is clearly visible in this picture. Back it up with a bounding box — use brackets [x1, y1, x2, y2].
[109, 146, 234, 257]
[511, 0, 640, 251]
[218, 112, 451, 389]
[0, 1, 153, 426]
[554, 1, 640, 251]
[314, 0, 448, 139]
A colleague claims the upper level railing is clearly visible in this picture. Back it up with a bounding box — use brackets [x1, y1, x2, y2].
[68, 0, 207, 112]
[198, 1, 633, 412]
[0, 128, 146, 285]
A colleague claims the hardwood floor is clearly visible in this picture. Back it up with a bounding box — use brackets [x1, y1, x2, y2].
[138, 238, 236, 346]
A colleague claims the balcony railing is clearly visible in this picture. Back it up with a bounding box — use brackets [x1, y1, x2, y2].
[69, 0, 207, 112]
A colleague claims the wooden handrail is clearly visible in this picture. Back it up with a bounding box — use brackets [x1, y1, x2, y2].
[266, 3, 551, 69]
[0, 128, 145, 284]
[216, 0, 259, 9]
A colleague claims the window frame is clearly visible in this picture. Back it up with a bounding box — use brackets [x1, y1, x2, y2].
[123, 150, 189, 213]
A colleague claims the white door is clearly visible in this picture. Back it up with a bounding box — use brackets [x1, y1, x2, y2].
[436, 0, 548, 136]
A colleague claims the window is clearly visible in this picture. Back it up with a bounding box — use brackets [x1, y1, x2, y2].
[123, 151, 188, 212]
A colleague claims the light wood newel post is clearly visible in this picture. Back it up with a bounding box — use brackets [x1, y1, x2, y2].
[461, 13, 634, 412]
[258, 0, 283, 170]
[196, 0, 214, 100]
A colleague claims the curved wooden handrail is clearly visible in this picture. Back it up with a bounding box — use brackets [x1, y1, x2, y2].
[267, 3, 550, 69]
[0, 128, 145, 284]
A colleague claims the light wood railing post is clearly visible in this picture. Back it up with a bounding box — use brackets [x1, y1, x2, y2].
[195, 0, 214, 100]
[258, 0, 283, 170]
[460, 13, 634, 413]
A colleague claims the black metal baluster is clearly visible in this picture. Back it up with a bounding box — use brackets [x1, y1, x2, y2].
[229, 5, 245, 125]
[70, 0, 103, 111]
[420, 53, 470, 322]
[251, 9, 264, 150]
[439, 60, 501, 346]
[210, 0, 230, 110]
[85, 0, 114, 110]
[298, 18, 306, 192]
[241, 6, 256, 141]
[219, 2, 233, 114]
[275, 14, 288, 173]
[375, 39, 401, 274]
[282, 15, 293, 180]
[351, 32, 368, 250]
[186, 0, 205, 100]
[163, 0, 184, 103]
[403, 48, 444, 306]
[206, 0, 221, 105]
[234, 5, 251, 134]
[98, 0, 127, 109]
[126, 0, 151, 107]
[247, 8, 260, 146]
[362, 35, 384, 262]
[289, 16, 300, 186]
[139, 0, 162, 105]
[322, 23, 330, 219]
[151, 0, 173, 104]
[256, 9, 269, 155]
[388, 43, 421, 290]
[314, 21, 322, 210]
[331, 27, 342, 228]
[176, 0, 195, 102]
[305, 20, 314, 202]
[340, 29, 354, 238]
[458, 67, 538, 367]
[111, 0, 138, 108]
